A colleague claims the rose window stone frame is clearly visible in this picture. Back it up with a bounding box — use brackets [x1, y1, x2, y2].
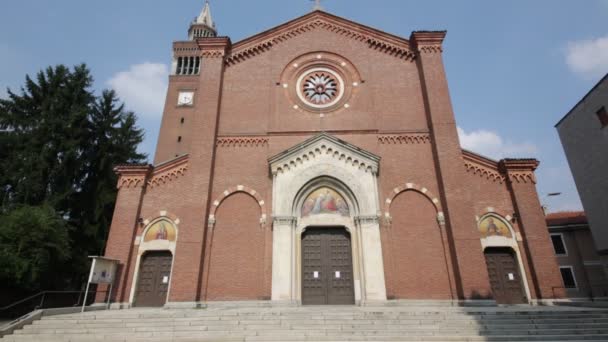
[280, 52, 361, 114]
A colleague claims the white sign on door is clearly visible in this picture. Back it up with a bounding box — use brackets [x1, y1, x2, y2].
[335, 271, 341, 278]
[162, 276, 169, 284]
[313, 271, 319, 279]
[508, 273, 515, 281]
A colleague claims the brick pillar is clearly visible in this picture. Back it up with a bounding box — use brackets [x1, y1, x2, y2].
[100, 165, 150, 305]
[165, 37, 231, 303]
[500, 159, 565, 300]
[411, 31, 492, 300]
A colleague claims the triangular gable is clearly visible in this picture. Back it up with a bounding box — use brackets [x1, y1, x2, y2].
[226, 10, 416, 66]
[269, 132, 380, 175]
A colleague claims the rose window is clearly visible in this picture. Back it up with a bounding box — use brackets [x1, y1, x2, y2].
[296, 67, 345, 109]
[302, 72, 339, 105]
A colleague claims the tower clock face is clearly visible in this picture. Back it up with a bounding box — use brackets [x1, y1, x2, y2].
[177, 91, 194, 106]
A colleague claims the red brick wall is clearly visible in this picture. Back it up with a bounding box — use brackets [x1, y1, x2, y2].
[204, 193, 267, 300]
[103, 15, 564, 304]
[383, 191, 452, 299]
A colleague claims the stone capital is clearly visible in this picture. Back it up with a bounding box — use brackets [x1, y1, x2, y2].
[355, 215, 380, 225]
[272, 216, 297, 226]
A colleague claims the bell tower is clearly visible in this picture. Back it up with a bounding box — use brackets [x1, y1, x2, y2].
[188, 1, 217, 39]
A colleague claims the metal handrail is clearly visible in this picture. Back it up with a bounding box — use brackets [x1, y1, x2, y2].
[0, 291, 84, 311]
[0, 289, 108, 321]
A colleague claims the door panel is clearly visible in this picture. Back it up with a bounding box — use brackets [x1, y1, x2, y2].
[135, 251, 173, 307]
[484, 248, 526, 304]
[302, 228, 355, 305]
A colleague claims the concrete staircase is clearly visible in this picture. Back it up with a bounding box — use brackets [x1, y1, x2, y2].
[3, 305, 608, 341]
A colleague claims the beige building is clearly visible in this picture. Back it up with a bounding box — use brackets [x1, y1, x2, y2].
[556, 74, 608, 263]
[547, 211, 608, 300]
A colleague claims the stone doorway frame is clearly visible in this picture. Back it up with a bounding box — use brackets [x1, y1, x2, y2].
[269, 134, 387, 304]
[478, 212, 532, 303]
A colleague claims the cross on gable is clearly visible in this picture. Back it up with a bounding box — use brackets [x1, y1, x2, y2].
[310, 0, 323, 11]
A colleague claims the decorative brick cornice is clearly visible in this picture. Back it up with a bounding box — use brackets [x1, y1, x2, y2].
[410, 31, 446, 55]
[378, 133, 431, 144]
[197, 37, 231, 59]
[499, 159, 539, 184]
[462, 149, 506, 184]
[173, 41, 200, 53]
[225, 12, 415, 66]
[114, 164, 152, 189]
[147, 155, 189, 189]
[217, 136, 269, 148]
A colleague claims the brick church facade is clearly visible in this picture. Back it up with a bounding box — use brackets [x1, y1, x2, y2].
[102, 3, 564, 307]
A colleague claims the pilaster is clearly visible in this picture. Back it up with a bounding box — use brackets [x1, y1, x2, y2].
[355, 216, 387, 302]
[271, 216, 297, 302]
[500, 159, 565, 299]
[169, 37, 231, 302]
[101, 164, 151, 304]
[411, 31, 492, 299]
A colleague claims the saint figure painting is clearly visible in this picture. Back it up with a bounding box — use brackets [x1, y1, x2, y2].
[144, 220, 177, 242]
[302, 187, 349, 217]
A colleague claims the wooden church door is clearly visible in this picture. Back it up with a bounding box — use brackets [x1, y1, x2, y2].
[484, 248, 526, 304]
[135, 251, 173, 307]
[301, 227, 355, 305]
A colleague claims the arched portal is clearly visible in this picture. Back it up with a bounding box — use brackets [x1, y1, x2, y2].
[269, 133, 386, 304]
[478, 213, 530, 304]
[130, 217, 178, 307]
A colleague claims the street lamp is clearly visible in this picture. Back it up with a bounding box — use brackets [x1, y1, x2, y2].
[542, 192, 562, 215]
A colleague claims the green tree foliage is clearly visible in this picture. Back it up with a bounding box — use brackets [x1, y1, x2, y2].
[0, 205, 70, 291]
[0, 65, 146, 293]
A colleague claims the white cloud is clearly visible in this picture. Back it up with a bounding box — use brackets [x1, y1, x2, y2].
[457, 127, 539, 160]
[565, 34, 608, 79]
[106, 63, 169, 119]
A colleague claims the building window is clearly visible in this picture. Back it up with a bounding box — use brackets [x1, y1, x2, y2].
[550, 233, 567, 256]
[597, 106, 608, 128]
[177, 136, 182, 143]
[559, 266, 577, 289]
[180, 117, 185, 124]
[175, 56, 201, 75]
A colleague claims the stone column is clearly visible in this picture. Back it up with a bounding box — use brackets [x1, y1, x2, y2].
[356, 216, 387, 302]
[101, 165, 150, 305]
[500, 159, 565, 300]
[271, 216, 296, 302]
[410, 31, 492, 300]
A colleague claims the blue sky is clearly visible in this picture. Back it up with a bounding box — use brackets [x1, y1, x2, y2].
[2, 0, 607, 212]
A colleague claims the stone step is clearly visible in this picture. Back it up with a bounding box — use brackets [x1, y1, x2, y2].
[5, 334, 608, 342]
[21, 320, 608, 331]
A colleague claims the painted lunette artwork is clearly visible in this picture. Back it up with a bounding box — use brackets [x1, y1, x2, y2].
[143, 220, 177, 242]
[302, 187, 349, 217]
[478, 216, 513, 239]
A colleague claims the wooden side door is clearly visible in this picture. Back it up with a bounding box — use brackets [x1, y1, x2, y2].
[484, 248, 526, 304]
[135, 251, 173, 307]
[302, 228, 355, 305]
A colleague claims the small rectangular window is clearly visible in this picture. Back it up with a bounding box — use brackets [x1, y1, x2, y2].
[177, 136, 182, 143]
[180, 117, 185, 124]
[597, 106, 608, 128]
[560, 266, 577, 289]
[550, 234, 567, 255]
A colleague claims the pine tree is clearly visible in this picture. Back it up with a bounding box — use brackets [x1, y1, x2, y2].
[0, 65, 147, 293]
